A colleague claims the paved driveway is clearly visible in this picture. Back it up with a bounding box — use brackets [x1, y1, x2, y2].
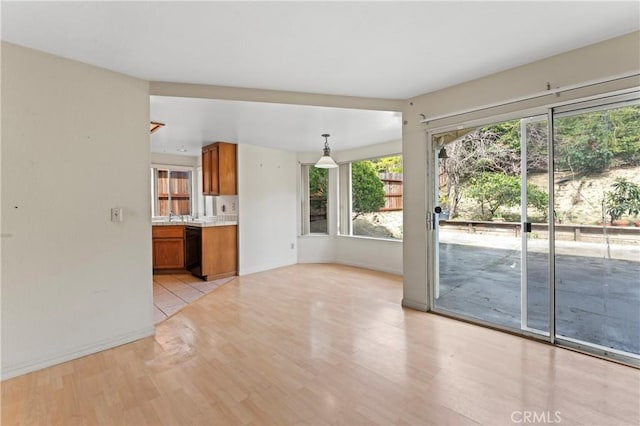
[435, 242, 640, 355]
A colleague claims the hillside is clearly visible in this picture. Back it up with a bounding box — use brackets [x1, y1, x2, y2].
[454, 166, 640, 225]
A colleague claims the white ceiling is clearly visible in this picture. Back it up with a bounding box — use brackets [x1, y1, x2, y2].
[150, 96, 402, 154]
[2, 1, 638, 154]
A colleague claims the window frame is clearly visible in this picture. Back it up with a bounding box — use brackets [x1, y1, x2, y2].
[151, 164, 196, 218]
[300, 164, 330, 235]
[340, 153, 404, 241]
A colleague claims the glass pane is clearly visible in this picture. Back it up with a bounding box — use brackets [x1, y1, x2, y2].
[170, 171, 191, 215]
[434, 119, 523, 329]
[351, 156, 403, 239]
[309, 167, 328, 233]
[524, 118, 550, 333]
[154, 169, 192, 216]
[553, 102, 640, 356]
[157, 169, 170, 216]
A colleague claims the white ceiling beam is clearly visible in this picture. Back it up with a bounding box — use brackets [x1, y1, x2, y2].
[149, 81, 403, 112]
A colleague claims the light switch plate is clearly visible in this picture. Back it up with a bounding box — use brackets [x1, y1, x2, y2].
[111, 207, 123, 222]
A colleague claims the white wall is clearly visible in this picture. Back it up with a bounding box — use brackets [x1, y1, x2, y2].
[401, 31, 640, 311]
[1, 43, 153, 379]
[237, 144, 298, 275]
[298, 236, 336, 263]
[335, 237, 402, 275]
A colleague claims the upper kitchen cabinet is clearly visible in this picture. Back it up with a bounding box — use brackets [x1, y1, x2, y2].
[202, 142, 237, 195]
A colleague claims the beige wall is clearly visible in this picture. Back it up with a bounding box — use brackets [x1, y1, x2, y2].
[401, 31, 640, 310]
[1, 43, 153, 378]
[237, 144, 298, 275]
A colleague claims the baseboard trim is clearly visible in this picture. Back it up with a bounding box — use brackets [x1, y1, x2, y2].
[297, 258, 336, 264]
[402, 298, 429, 312]
[239, 261, 296, 276]
[335, 260, 402, 276]
[1, 326, 155, 381]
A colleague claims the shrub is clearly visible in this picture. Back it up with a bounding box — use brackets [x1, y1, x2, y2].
[605, 178, 640, 222]
[466, 172, 548, 220]
[352, 161, 385, 218]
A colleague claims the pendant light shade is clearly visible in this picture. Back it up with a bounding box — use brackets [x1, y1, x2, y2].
[315, 134, 338, 168]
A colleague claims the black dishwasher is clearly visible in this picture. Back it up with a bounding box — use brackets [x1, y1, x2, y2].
[185, 226, 201, 273]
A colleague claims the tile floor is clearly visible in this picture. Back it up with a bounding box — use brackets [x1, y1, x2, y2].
[153, 273, 236, 323]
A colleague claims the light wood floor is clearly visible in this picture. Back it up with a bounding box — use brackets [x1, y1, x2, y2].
[2, 264, 639, 425]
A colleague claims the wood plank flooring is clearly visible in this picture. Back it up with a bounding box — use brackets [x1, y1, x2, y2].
[2, 264, 639, 425]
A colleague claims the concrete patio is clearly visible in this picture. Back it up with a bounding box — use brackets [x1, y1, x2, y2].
[435, 231, 640, 355]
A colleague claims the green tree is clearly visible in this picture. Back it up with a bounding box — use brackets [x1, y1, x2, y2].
[309, 166, 327, 198]
[552, 107, 640, 174]
[352, 161, 385, 218]
[370, 155, 403, 173]
[466, 172, 548, 220]
[526, 184, 549, 219]
[554, 111, 613, 175]
[309, 167, 328, 230]
[609, 105, 640, 165]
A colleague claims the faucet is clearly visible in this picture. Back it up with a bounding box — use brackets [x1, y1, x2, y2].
[168, 212, 174, 222]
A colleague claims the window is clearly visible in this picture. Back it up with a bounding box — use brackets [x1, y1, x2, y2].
[151, 167, 193, 217]
[349, 155, 403, 240]
[301, 165, 328, 234]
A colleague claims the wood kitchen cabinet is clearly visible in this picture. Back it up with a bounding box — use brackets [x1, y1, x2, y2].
[202, 142, 237, 195]
[200, 225, 237, 280]
[152, 226, 185, 271]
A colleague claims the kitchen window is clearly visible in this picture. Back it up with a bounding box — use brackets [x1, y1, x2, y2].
[151, 167, 194, 217]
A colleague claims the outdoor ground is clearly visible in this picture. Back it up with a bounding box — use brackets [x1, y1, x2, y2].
[435, 231, 640, 355]
[353, 211, 403, 239]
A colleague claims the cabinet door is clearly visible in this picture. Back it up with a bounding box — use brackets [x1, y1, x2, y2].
[218, 143, 237, 195]
[201, 226, 237, 278]
[153, 239, 185, 269]
[202, 147, 212, 195]
[210, 144, 220, 195]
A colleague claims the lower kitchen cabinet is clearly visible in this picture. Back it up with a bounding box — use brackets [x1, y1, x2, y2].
[200, 225, 237, 280]
[152, 226, 185, 270]
[152, 224, 237, 279]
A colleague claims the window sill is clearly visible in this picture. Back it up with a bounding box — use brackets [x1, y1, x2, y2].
[337, 235, 403, 243]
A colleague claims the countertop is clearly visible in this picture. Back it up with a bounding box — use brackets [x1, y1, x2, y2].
[152, 217, 238, 227]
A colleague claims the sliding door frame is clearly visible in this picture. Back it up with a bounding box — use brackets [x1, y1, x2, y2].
[426, 88, 640, 366]
[427, 105, 551, 343]
[551, 91, 640, 367]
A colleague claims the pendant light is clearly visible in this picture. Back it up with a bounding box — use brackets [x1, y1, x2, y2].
[314, 134, 338, 168]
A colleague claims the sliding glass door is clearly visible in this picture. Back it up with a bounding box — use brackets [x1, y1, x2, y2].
[431, 114, 550, 336]
[522, 116, 550, 335]
[429, 91, 639, 364]
[553, 95, 640, 360]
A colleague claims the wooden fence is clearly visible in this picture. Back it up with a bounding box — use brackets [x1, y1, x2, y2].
[157, 170, 191, 215]
[379, 172, 403, 212]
